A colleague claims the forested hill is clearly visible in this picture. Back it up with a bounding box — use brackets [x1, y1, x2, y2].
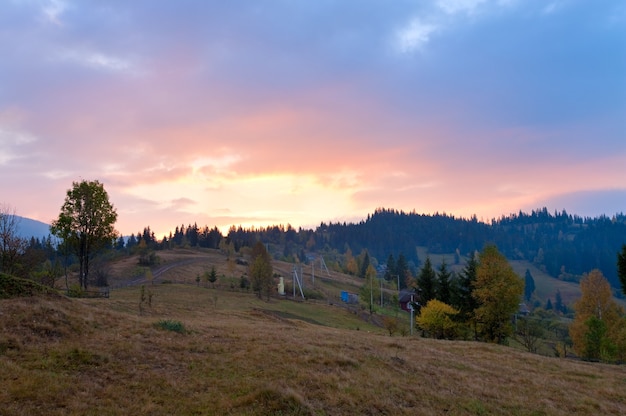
[127, 208, 626, 291]
[308, 208, 626, 290]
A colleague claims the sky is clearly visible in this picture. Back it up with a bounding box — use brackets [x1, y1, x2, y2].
[1, 0, 625, 238]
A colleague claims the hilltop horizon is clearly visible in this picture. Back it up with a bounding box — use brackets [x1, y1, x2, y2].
[15, 205, 626, 241]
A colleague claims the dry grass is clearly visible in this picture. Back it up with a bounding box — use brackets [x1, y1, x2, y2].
[2, 281, 626, 415]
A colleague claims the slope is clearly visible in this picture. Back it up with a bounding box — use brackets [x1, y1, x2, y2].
[1, 284, 625, 415]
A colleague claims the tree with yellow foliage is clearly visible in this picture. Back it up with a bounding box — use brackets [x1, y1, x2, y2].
[416, 299, 459, 339]
[359, 264, 380, 314]
[569, 269, 625, 361]
[344, 247, 358, 276]
[249, 241, 273, 300]
[473, 245, 524, 344]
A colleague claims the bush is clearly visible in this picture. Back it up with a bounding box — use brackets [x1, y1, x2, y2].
[67, 284, 84, 298]
[154, 319, 186, 333]
[416, 299, 460, 339]
[303, 289, 325, 300]
[0, 273, 55, 298]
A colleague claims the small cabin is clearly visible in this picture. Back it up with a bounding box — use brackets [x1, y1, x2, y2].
[399, 289, 419, 312]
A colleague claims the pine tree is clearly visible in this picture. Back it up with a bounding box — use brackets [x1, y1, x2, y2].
[618, 245, 626, 296]
[524, 269, 535, 302]
[453, 254, 478, 322]
[555, 290, 564, 314]
[417, 256, 437, 306]
[437, 259, 453, 305]
[396, 253, 410, 289]
[359, 250, 371, 279]
[384, 254, 396, 281]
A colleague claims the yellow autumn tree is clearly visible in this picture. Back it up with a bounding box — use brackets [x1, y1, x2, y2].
[359, 264, 380, 314]
[569, 269, 625, 361]
[344, 247, 358, 275]
[416, 299, 459, 339]
[473, 245, 524, 344]
[249, 241, 273, 301]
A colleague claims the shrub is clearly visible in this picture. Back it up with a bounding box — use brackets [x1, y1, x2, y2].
[67, 283, 84, 298]
[417, 299, 460, 339]
[302, 289, 325, 300]
[0, 273, 55, 298]
[154, 319, 186, 334]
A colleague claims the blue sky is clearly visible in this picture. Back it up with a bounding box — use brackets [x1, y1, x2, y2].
[0, 0, 624, 236]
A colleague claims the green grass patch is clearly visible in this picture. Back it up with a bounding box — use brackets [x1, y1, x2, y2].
[154, 319, 186, 333]
[0, 273, 56, 299]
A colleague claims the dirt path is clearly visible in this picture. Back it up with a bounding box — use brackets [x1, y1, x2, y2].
[111, 258, 206, 288]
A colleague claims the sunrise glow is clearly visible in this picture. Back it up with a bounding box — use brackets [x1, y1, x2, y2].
[0, 1, 624, 237]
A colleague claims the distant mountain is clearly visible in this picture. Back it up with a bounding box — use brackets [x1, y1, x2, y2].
[14, 216, 51, 240]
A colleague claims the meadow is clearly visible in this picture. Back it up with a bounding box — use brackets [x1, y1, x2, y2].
[1, 249, 626, 415]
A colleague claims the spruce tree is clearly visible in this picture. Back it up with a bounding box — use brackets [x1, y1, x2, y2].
[524, 269, 535, 302]
[437, 259, 453, 305]
[555, 290, 564, 314]
[396, 253, 410, 289]
[417, 256, 437, 306]
[384, 254, 396, 281]
[453, 254, 478, 319]
[618, 245, 626, 296]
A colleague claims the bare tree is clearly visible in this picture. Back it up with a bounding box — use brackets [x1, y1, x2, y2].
[0, 204, 27, 276]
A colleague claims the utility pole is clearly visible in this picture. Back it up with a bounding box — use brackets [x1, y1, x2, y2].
[370, 276, 374, 315]
[410, 294, 415, 336]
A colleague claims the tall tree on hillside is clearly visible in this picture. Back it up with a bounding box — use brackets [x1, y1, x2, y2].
[453, 254, 479, 322]
[344, 246, 358, 276]
[618, 245, 626, 296]
[384, 254, 396, 281]
[524, 269, 535, 302]
[396, 253, 410, 289]
[554, 290, 565, 314]
[50, 180, 118, 290]
[417, 256, 437, 306]
[437, 259, 453, 305]
[569, 269, 625, 361]
[360, 264, 380, 315]
[359, 250, 371, 279]
[473, 245, 524, 344]
[249, 241, 273, 300]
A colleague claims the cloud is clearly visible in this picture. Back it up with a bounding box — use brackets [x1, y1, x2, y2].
[530, 189, 626, 218]
[41, 0, 67, 25]
[436, 0, 488, 15]
[395, 19, 439, 53]
[0, 0, 624, 237]
[170, 197, 197, 210]
[56, 49, 140, 74]
[541, 1, 563, 15]
[0, 126, 38, 165]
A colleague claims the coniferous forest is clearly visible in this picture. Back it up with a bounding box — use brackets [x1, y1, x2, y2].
[88, 207, 626, 292]
[17, 207, 626, 293]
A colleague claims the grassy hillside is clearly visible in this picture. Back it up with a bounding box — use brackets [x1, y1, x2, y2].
[2, 280, 626, 415]
[0, 272, 57, 299]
